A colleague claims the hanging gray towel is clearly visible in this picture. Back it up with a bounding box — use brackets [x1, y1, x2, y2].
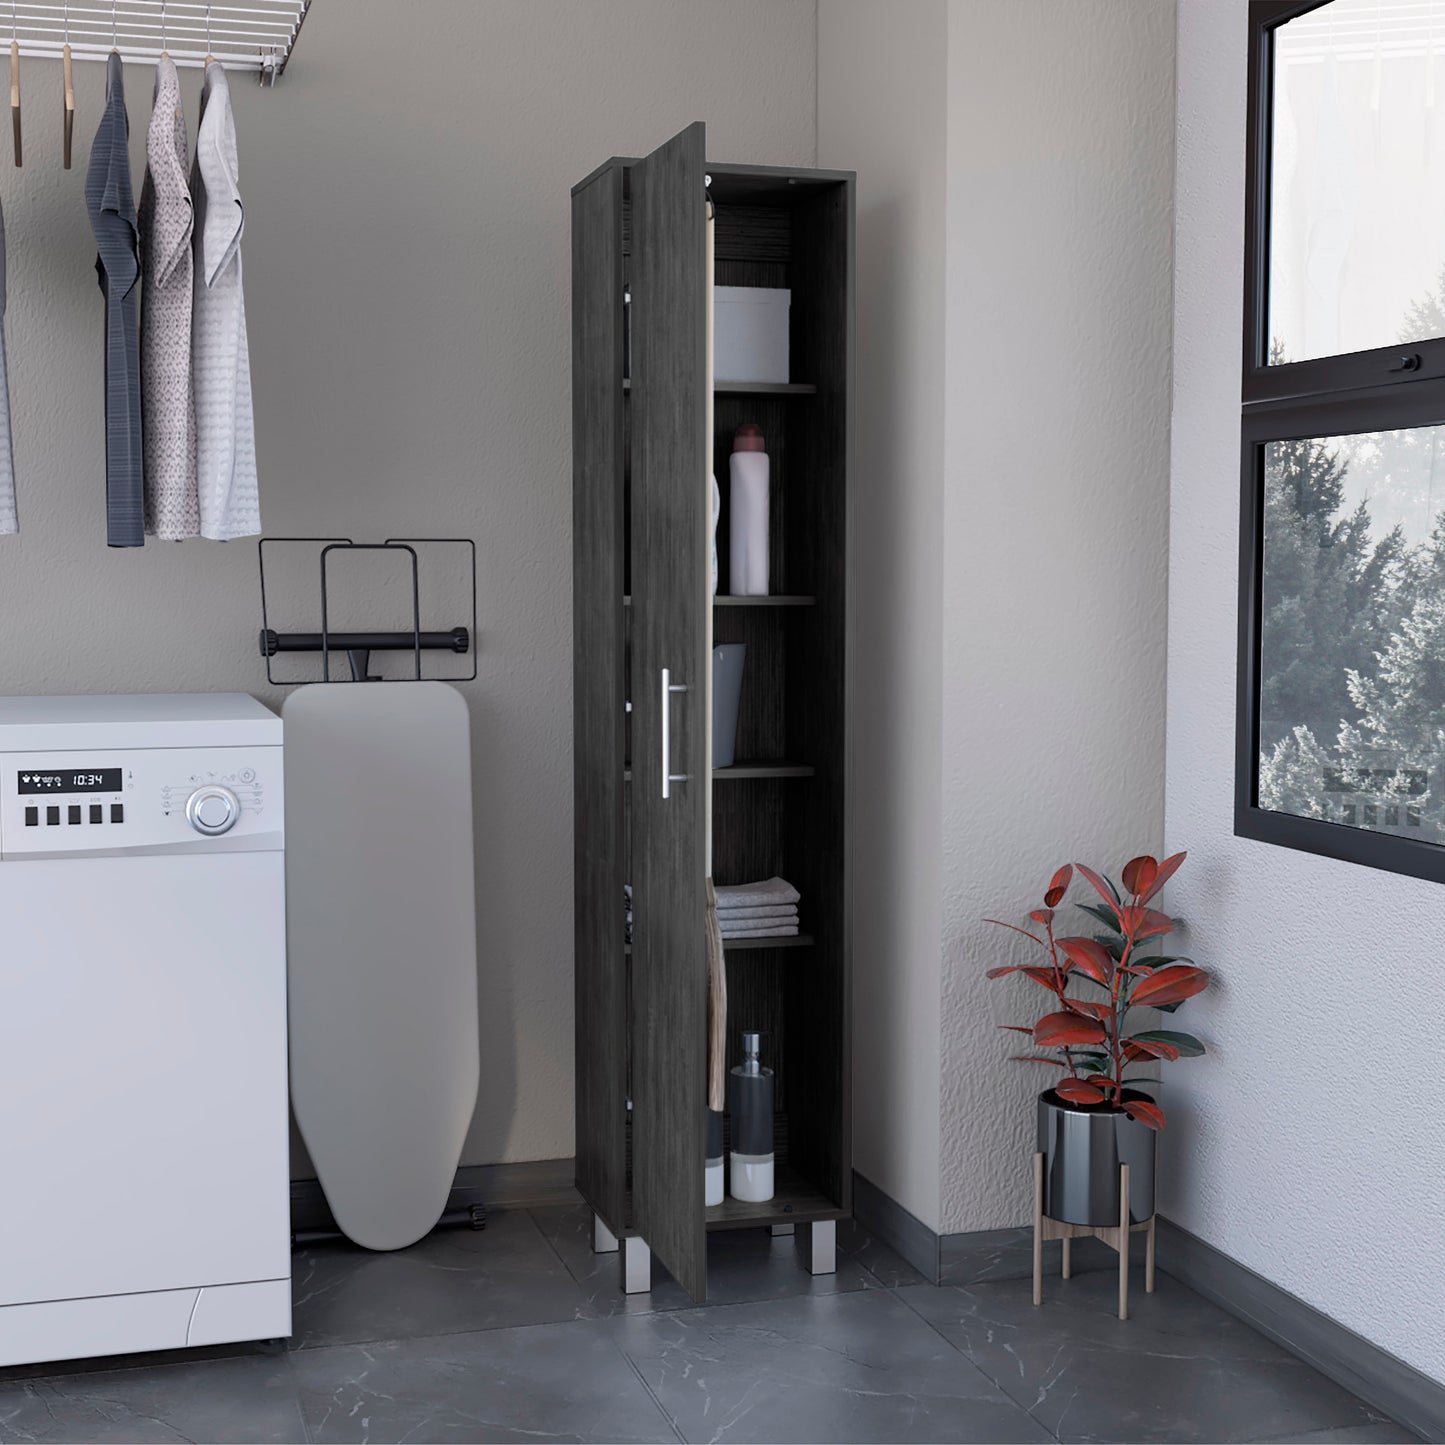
[139, 56, 197, 540]
[192, 62, 260, 541]
[86, 51, 144, 548]
[0, 196, 17, 535]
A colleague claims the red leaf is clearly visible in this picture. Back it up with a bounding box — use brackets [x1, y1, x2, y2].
[1022, 966, 1064, 991]
[1055, 936, 1114, 986]
[1085, 1074, 1116, 1087]
[1067, 999, 1113, 1021]
[1124, 1037, 1180, 1063]
[997, 1024, 1034, 1035]
[1138, 851, 1186, 906]
[1029, 908, 1055, 927]
[1130, 964, 1209, 1008]
[1074, 863, 1117, 906]
[1118, 905, 1176, 942]
[1123, 1098, 1167, 1130]
[1010, 1055, 1070, 1067]
[983, 918, 1044, 946]
[1055, 1078, 1106, 1105]
[1035, 1010, 1107, 1048]
[1121, 855, 1159, 898]
[1043, 864, 1073, 908]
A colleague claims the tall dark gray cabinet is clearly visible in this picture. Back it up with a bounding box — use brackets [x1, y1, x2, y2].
[572, 122, 854, 1302]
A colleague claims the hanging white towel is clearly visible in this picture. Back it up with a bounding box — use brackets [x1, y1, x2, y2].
[191, 62, 260, 541]
[0, 195, 16, 535]
[139, 56, 198, 540]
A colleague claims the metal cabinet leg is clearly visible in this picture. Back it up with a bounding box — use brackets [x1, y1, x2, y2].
[769, 1223, 795, 1237]
[621, 1235, 652, 1294]
[797, 1219, 836, 1275]
[592, 1213, 618, 1253]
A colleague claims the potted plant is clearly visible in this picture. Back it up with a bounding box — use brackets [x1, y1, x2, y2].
[985, 853, 1210, 1228]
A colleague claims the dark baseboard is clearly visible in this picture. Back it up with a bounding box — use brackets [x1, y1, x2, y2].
[290, 1157, 580, 1236]
[852, 1172, 1443, 1439]
[852, 1171, 940, 1282]
[852, 1171, 1138, 1287]
[1157, 1219, 1445, 1443]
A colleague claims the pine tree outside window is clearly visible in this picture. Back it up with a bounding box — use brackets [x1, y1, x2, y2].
[1239, 0, 1445, 883]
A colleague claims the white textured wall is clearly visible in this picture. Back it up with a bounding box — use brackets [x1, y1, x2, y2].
[1167, 0, 1445, 1384]
[0, 0, 816, 1173]
[818, 0, 947, 1232]
[938, 0, 1176, 1233]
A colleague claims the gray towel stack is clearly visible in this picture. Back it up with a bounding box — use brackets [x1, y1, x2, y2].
[716, 877, 800, 939]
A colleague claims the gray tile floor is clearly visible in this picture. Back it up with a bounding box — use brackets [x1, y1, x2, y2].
[0, 1206, 1421, 1444]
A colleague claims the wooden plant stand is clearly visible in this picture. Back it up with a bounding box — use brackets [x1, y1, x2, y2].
[1032, 1151, 1156, 1320]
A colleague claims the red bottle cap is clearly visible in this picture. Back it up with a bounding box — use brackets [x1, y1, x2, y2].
[733, 423, 765, 452]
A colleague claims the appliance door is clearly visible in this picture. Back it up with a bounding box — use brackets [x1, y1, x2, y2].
[0, 851, 289, 1307]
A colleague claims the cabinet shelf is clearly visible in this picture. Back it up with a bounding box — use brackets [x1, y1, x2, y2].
[622, 594, 816, 607]
[624, 761, 815, 782]
[623, 378, 816, 396]
[721, 932, 814, 951]
[715, 761, 815, 780]
[624, 934, 814, 955]
[705, 1164, 844, 1232]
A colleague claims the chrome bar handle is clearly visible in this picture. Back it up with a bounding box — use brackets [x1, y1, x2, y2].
[660, 668, 689, 798]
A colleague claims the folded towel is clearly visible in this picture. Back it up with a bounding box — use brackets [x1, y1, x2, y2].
[716, 903, 798, 922]
[721, 922, 801, 940]
[715, 876, 800, 910]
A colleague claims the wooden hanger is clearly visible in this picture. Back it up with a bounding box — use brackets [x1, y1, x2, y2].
[61, 0, 72, 169]
[10, 0, 20, 168]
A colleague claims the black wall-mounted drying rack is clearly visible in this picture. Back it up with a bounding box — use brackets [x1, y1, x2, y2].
[257, 537, 477, 685]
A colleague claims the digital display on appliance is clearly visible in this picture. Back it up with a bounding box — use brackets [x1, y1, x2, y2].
[18, 769, 123, 794]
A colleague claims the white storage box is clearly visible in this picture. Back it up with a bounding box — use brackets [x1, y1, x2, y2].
[714, 286, 790, 383]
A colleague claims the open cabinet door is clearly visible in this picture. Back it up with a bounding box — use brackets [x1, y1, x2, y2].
[628, 120, 709, 1302]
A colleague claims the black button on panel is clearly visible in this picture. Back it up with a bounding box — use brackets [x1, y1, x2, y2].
[46, 806, 59, 826]
[68, 805, 81, 825]
[111, 803, 124, 824]
[24, 806, 37, 826]
[90, 804, 103, 824]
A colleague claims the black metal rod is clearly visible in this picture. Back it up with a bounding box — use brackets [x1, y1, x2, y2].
[260, 628, 469, 658]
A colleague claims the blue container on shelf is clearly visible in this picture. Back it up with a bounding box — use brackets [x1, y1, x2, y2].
[712, 643, 746, 769]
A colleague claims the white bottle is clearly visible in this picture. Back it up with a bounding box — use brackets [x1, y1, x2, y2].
[728, 424, 770, 597]
[705, 1108, 724, 1206]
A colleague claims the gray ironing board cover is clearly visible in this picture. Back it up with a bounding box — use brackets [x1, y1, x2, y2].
[86, 51, 144, 548]
[284, 682, 480, 1251]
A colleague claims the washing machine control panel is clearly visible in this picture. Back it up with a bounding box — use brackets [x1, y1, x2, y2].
[0, 748, 283, 857]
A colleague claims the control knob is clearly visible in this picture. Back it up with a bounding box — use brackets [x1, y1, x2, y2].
[185, 785, 240, 836]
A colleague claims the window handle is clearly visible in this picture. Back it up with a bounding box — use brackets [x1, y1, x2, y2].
[1389, 353, 1422, 373]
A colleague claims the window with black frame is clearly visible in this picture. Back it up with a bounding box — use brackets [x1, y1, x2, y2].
[1239, 0, 1445, 884]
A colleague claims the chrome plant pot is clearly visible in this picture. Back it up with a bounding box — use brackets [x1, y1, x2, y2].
[1037, 1089, 1156, 1227]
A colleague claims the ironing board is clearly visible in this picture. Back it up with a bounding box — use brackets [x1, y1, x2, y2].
[284, 681, 479, 1250]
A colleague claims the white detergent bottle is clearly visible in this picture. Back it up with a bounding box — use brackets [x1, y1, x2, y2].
[728, 424, 770, 597]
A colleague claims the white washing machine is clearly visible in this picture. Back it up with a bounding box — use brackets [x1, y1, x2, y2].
[0, 694, 290, 1367]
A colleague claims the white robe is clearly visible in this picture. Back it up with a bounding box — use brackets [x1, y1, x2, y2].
[191, 62, 260, 541]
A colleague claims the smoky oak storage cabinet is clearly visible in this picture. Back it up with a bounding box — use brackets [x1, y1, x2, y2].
[572, 123, 854, 1301]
